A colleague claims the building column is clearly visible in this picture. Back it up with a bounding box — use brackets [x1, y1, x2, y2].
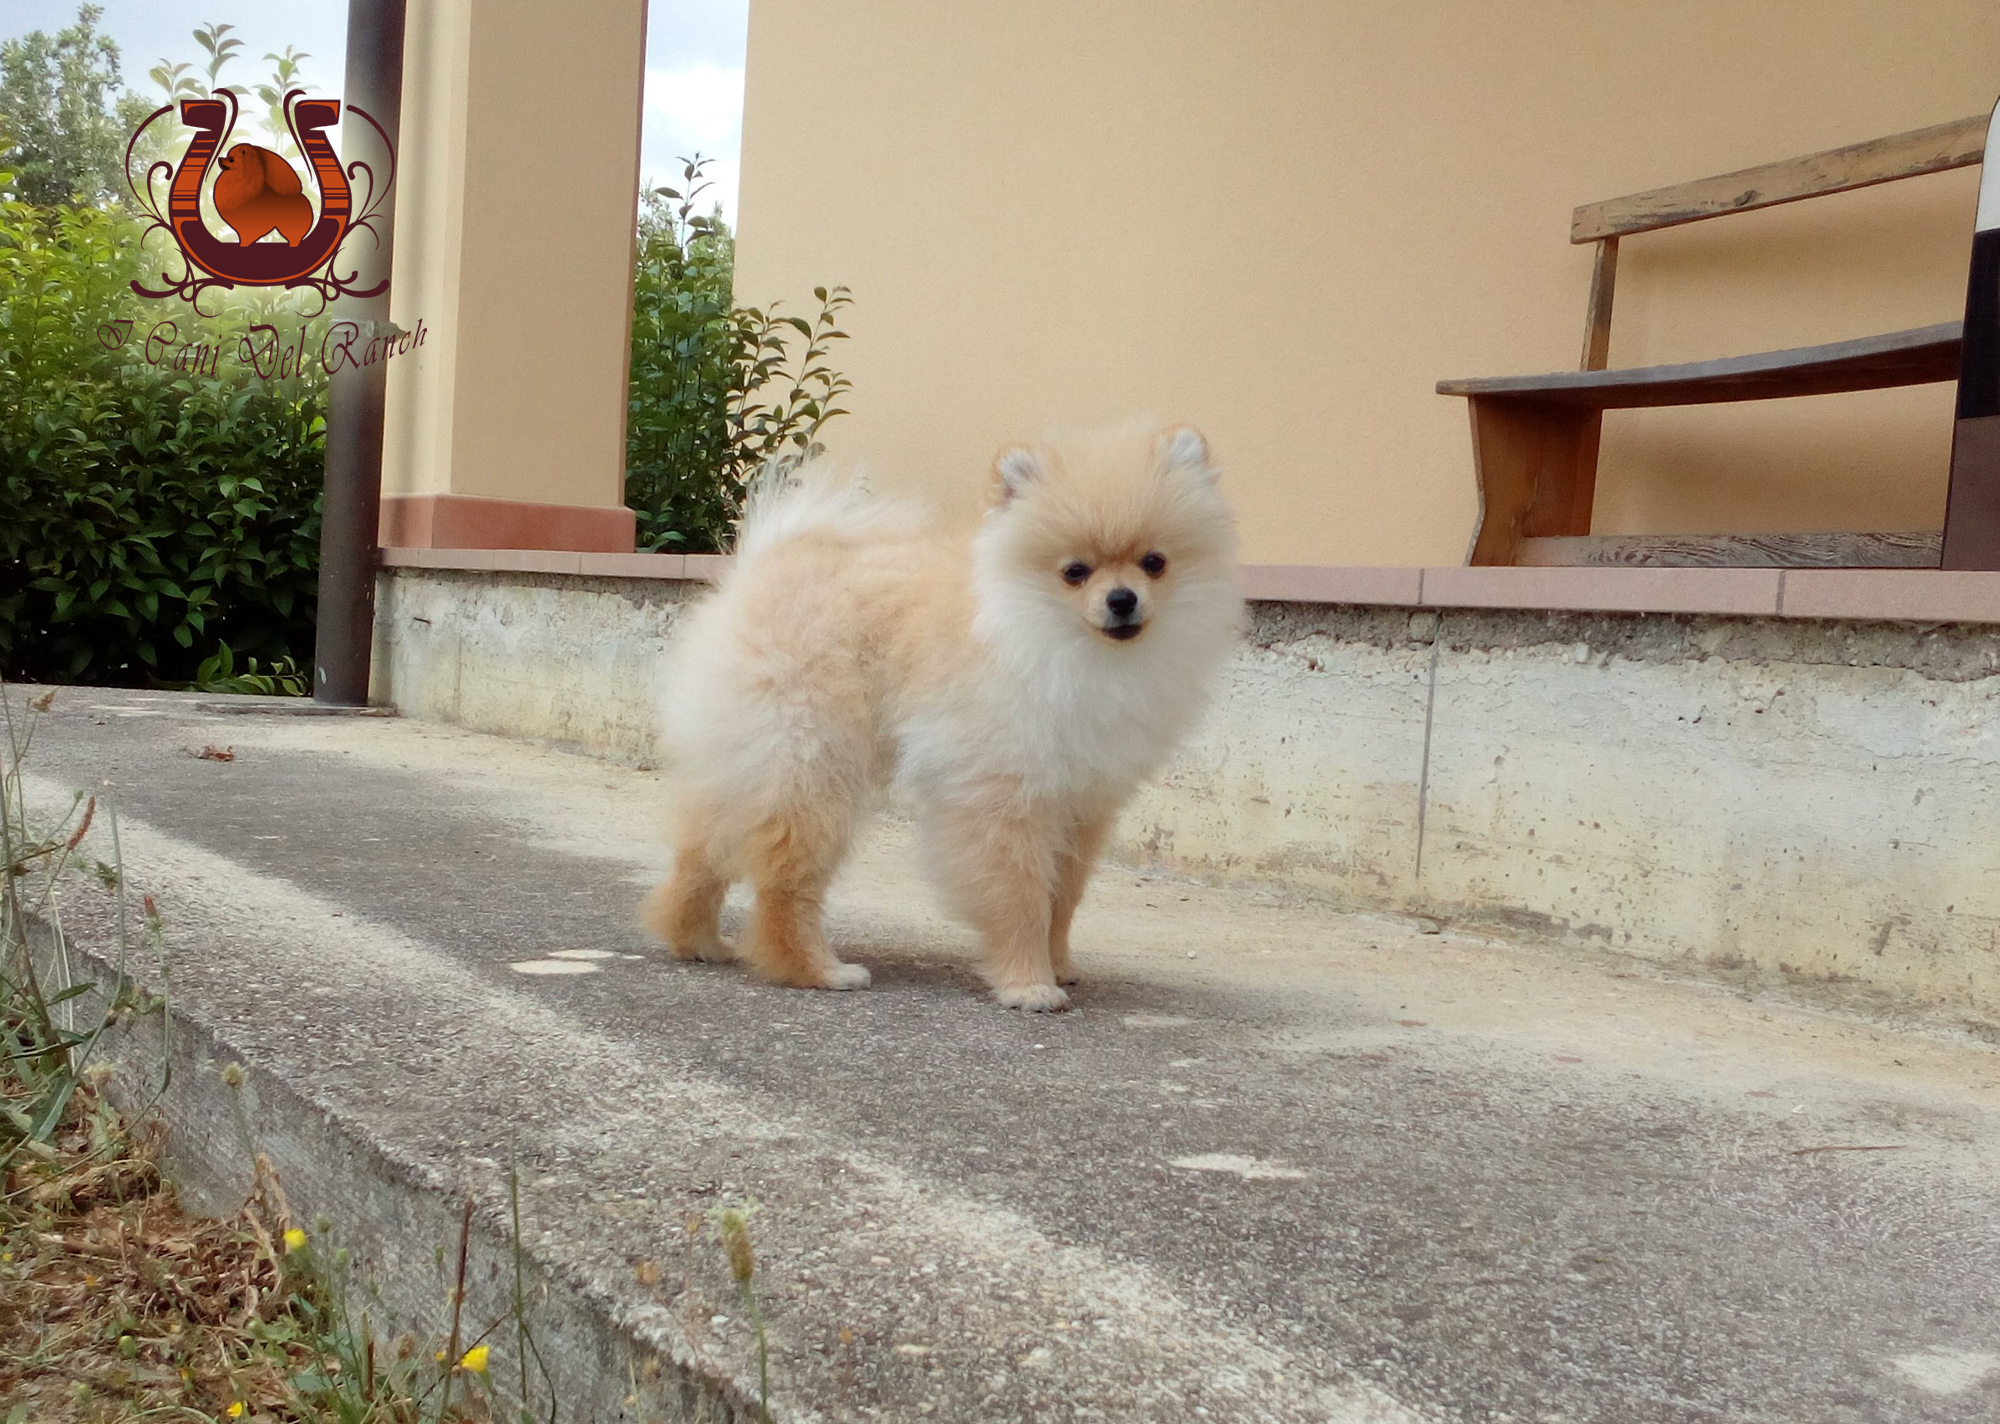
[379, 0, 644, 552]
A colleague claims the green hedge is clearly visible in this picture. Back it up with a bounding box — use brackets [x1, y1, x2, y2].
[1, 162, 846, 685]
[0, 197, 324, 686]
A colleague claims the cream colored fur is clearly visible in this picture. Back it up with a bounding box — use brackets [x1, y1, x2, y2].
[641, 419, 1242, 1010]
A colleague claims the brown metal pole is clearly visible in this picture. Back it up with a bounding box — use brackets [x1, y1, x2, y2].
[314, 0, 406, 704]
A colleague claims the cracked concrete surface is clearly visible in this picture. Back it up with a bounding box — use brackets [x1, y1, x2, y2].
[16, 686, 2000, 1422]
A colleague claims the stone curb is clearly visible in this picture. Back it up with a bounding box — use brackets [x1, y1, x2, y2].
[59, 928, 767, 1424]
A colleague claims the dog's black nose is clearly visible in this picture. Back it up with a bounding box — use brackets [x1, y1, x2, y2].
[1106, 587, 1138, 619]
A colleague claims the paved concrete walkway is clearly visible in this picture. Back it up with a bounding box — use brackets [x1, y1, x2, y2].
[17, 687, 2000, 1422]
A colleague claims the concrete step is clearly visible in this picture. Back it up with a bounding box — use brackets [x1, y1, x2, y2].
[19, 686, 2000, 1422]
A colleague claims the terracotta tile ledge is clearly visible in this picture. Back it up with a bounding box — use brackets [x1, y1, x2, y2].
[376, 550, 2000, 626]
[377, 493, 636, 554]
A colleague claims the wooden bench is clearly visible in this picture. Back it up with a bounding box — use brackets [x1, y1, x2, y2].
[1438, 107, 1999, 569]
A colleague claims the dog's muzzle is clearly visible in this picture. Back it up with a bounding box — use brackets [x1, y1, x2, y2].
[1102, 586, 1143, 640]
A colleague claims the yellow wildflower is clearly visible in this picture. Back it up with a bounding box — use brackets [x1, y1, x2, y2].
[283, 1228, 307, 1251]
[227, 1405, 245, 1419]
[460, 1344, 490, 1373]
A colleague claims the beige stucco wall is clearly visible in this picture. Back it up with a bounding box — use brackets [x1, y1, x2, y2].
[381, 0, 646, 510]
[734, 1, 1996, 565]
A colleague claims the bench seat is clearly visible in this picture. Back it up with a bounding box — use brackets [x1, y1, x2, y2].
[1437, 321, 1962, 410]
[1437, 105, 1995, 567]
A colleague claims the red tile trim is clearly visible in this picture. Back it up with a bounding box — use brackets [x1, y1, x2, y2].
[1777, 570, 2000, 623]
[578, 552, 685, 579]
[1421, 566, 1783, 616]
[372, 553, 2000, 626]
[680, 554, 730, 582]
[1242, 564, 1423, 605]
[378, 493, 636, 553]
[379, 546, 498, 570]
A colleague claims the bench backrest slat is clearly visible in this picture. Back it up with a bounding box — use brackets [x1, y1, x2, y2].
[1571, 114, 1988, 244]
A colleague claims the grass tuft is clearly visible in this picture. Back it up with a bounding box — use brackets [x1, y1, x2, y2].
[709, 1200, 772, 1424]
[0, 684, 536, 1422]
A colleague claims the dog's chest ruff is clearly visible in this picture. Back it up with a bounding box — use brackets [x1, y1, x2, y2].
[888, 637, 1176, 804]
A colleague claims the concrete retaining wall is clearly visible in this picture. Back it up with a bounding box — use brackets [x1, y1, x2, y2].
[374, 567, 2000, 1022]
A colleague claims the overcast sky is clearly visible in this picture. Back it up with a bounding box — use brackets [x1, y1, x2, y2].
[5, 0, 750, 223]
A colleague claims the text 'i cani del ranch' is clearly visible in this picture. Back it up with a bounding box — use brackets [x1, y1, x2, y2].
[96, 316, 430, 380]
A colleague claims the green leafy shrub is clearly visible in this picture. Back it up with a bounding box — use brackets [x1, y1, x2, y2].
[0, 13, 327, 690]
[0, 194, 325, 686]
[626, 159, 853, 553]
[189, 641, 310, 696]
[3, 38, 851, 687]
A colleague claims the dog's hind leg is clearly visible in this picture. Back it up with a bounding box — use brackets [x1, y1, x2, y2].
[739, 807, 869, 990]
[1048, 808, 1115, 987]
[641, 837, 735, 963]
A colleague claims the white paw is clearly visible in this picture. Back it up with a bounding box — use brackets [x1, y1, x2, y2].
[671, 935, 736, 964]
[994, 982, 1071, 1012]
[818, 961, 872, 991]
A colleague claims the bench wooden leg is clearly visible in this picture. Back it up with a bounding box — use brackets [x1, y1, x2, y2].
[1943, 416, 2000, 569]
[1943, 222, 2000, 570]
[1464, 397, 1603, 565]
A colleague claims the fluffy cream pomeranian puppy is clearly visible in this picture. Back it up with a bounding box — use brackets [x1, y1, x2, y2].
[641, 419, 1241, 1010]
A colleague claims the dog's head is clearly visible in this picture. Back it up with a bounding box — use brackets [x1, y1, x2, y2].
[974, 420, 1240, 658]
[216, 144, 263, 184]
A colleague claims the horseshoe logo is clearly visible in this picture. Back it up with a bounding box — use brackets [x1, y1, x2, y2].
[127, 88, 395, 314]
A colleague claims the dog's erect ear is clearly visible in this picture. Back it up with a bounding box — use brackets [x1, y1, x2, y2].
[1161, 426, 1217, 483]
[992, 446, 1042, 504]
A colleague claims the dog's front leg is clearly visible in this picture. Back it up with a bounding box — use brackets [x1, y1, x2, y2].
[1049, 809, 1115, 986]
[930, 801, 1067, 1011]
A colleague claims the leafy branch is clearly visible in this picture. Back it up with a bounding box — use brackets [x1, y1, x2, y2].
[625, 155, 854, 553]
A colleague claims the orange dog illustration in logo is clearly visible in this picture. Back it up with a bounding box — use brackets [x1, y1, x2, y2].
[213, 143, 313, 247]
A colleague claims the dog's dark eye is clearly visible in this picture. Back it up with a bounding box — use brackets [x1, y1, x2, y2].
[1140, 552, 1168, 578]
[1061, 562, 1091, 586]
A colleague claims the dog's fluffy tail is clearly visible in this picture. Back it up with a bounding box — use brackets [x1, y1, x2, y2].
[732, 452, 917, 562]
